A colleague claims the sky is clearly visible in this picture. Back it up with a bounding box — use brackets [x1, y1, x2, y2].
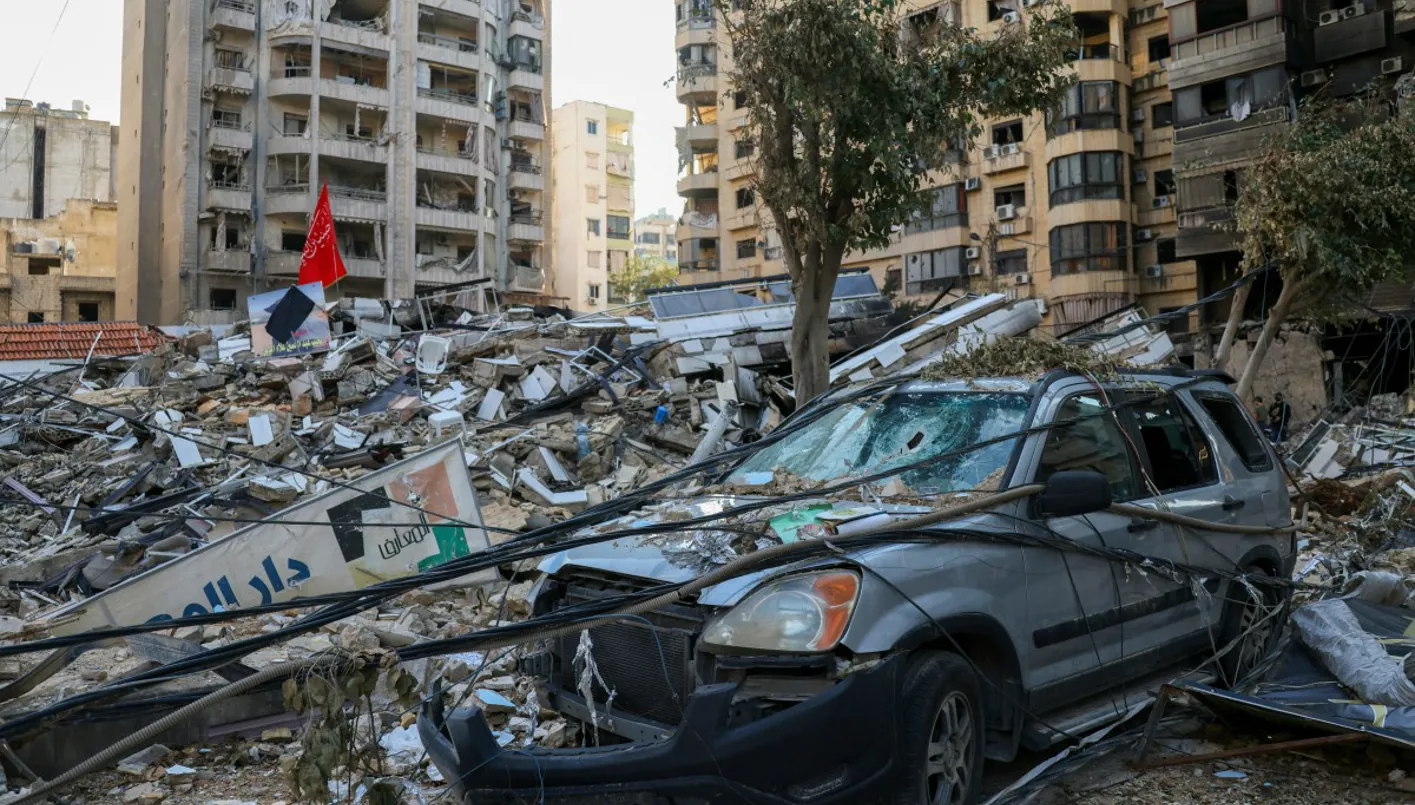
[0, 0, 682, 222]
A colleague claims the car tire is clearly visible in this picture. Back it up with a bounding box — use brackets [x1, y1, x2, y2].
[893, 651, 986, 805]
[1216, 566, 1288, 688]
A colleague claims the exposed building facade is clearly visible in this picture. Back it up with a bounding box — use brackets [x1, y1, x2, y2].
[118, 0, 553, 326]
[0, 99, 120, 323]
[633, 208, 678, 267]
[550, 101, 634, 310]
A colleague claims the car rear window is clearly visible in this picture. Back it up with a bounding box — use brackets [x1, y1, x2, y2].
[1197, 394, 1272, 472]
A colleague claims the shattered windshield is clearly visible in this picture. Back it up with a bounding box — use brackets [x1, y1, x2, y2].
[726, 391, 1031, 494]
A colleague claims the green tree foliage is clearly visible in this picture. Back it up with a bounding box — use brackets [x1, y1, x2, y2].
[607, 253, 680, 303]
[718, 0, 1077, 402]
[1229, 97, 1415, 399]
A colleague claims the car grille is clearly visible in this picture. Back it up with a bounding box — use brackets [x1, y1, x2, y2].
[552, 577, 703, 726]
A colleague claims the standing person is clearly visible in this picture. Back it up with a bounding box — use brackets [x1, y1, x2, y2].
[1252, 395, 1268, 435]
[1268, 392, 1293, 443]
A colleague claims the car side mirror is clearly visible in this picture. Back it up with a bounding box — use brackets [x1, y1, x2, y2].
[1037, 470, 1113, 518]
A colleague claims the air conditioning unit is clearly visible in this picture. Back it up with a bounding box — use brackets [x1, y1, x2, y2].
[1013, 273, 1032, 286]
[985, 144, 1002, 159]
[1318, 9, 1342, 25]
[964, 177, 981, 191]
[1145, 264, 1164, 278]
[1136, 227, 1154, 242]
[965, 246, 982, 260]
[1131, 107, 1146, 123]
[967, 263, 984, 276]
[1343, 2, 1366, 18]
[996, 203, 1017, 220]
[1001, 142, 1022, 156]
[1152, 195, 1172, 209]
[1133, 168, 1148, 184]
[1002, 11, 1020, 23]
[1134, 129, 1145, 143]
[501, 138, 515, 148]
[1301, 69, 1329, 87]
[1382, 56, 1404, 75]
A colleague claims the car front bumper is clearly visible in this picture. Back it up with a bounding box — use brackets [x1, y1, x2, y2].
[417, 653, 907, 805]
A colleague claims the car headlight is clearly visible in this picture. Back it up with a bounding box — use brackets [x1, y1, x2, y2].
[701, 571, 860, 653]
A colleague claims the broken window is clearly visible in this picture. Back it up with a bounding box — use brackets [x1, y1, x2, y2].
[1152, 102, 1173, 128]
[733, 89, 747, 109]
[1174, 67, 1286, 126]
[27, 312, 44, 324]
[1047, 152, 1124, 206]
[735, 187, 755, 208]
[736, 238, 757, 259]
[211, 156, 243, 188]
[1198, 394, 1272, 472]
[1157, 238, 1177, 263]
[215, 49, 247, 70]
[992, 120, 1024, 146]
[1130, 394, 1217, 492]
[735, 138, 755, 159]
[209, 288, 238, 310]
[726, 391, 1031, 493]
[1154, 169, 1177, 198]
[1195, 0, 1249, 35]
[1148, 35, 1171, 63]
[1037, 393, 1138, 502]
[212, 108, 243, 129]
[995, 248, 1028, 275]
[1049, 221, 1127, 275]
[283, 113, 308, 135]
[1047, 81, 1122, 137]
[282, 231, 307, 252]
[908, 184, 967, 233]
[77, 302, 100, 322]
[994, 184, 1025, 209]
[27, 258, 56, 276]
[905, 246, 967, 294]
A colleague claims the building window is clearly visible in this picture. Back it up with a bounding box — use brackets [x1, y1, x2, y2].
[905, 246, 967, 295]
[735, 187, 755, 208]
[1050, 222, 1127, 275]
[607, 215, 631, 240]
[1160, 306, 1190, 335]
[1193, 0, 1249, 37]
[1154, 169, 1177, 199]
[586, 152, 599, 169]
[209, 288, 238, 310]
[735, 138, 755, 159]
[736, 238, 757, 259]
[1173, 67, 1287, 128]
[214, 49, 246, 70]
[1152, 102, 1173, 128]
[639, 231, 661, 245]
[282, 231, 306, 251]
[587, 119, 599, 135]
[587, 218, 601, 236]
[986, 0, 1015, 22]
[1147, 35, 1170, 63]
[212, 108, 242, 129]
[586, 185, 600, 203]
[1156, 238, 1177, 264]
[587, 250, 602, 268]
[733, 89, 747, 109]
[992, 119, 1024, 146]
[1047, 81, 1122, 137]
[996, 248, 1028, 275]
[1047, 152, 1125, 206]
[588, 283, 602, 299]
[77, 302, 100, 323]
[27, 312, 44, 324]
[27, 260, 52, 276]
[908, 184, 968, 233]
[994, 185, 1025, 210]
[283, 113, 307, 135]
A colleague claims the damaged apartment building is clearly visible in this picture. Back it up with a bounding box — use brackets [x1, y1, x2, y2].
[118, 0, 555, 326]
[0, 99, 119, 324]
[675, 0, 1415, 387]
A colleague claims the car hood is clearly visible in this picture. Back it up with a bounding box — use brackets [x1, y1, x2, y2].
[537, 494, 979, 607]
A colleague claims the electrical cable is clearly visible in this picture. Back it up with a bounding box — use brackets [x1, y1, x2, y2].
[0, 0, 76, 161]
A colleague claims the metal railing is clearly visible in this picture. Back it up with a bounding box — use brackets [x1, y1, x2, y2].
[328, 185, 387, 201]
[678, 63, 718, 81]
[329, 17, 386, 33]
[680, 259, 720, 273]
[266, 182, 309, 194]
[279, 66, 313, 78]
[215, 0, 255, 13]
[208, 179, 250, 191]
[511, 108, 542, 123]
[418, 87, 478, 105]
[510, 212, 544, 225]
[763, 247, 783, 260]
[1067, 43, 1123, 61]
[510, 159, 542, 174]
[329, 131, 381, 144]
[211, 117, 246, 130]
[418, 32, 480, 52]
[418, 146, 475, 160]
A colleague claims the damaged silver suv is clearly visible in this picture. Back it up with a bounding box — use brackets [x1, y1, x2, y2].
[420, 368, 1294, 805]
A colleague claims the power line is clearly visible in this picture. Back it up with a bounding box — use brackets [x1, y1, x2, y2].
[0, 0, 76, 161]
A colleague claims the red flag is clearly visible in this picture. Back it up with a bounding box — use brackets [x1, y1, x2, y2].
[298, 185, 347, 287]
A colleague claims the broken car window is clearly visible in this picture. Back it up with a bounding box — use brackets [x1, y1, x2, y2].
[726, 392, 1030, 494]
[1037, 393, 1137, 503]
[1131, 393, 1218, 492]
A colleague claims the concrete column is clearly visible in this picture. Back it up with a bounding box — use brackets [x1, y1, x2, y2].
[386, 0, 419, 300]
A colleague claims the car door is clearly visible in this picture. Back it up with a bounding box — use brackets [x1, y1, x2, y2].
[1110, 386, 1235, 666]
[1019, 383, 1145, 712]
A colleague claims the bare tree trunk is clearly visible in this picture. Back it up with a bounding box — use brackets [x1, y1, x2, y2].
[1213, 281, 1250, 371]
[791, 242, 844, 405]
[1235, 275, 1303, 402]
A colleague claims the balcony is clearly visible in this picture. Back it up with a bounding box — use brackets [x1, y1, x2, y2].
[1169, 16, 1295, 90]
[1068, 43, 1124, 63]
[268, 74, 314, 98]
[208, 121, 252, 152]
[1138, 197, 1177, 227]
[1176, 205, 1237, 258]
[211, 0, 256, 31]
[1174, 104, 1289, 147]
[676, 14, 717, 48]
[676, 64, 718, 100]
[509, 13, 544, 40]
[1132, 68, 1168, 94]
[677, 171, 719, 198]
[508, 117, 544, 141]
[321, 21, 391, 53]
[509, 68, 545, 92]
[418, 0, 481, 18]
[266, 251, 303, 276]
[417, 33, 481, 71]
[264, 184, 311, 216]
[320, 78, 390, 107]
[416, 88, 482, 123]
[1313, 9, 1388, 64]
[344, 257, 385, 279]
[508, 214, 545, 243]
[323, 134, 388, 163]
[678, 211, 717, 239]
[510, 263, 546, 293]
[416, 205, 481, 231]
[417, 147, 479, 176]
[509, 160, 544, 191]
[207, 66, 254, 95]
[206, 180, 251, 212]
[266, 135, 313, 156]
[685, 123, 717, 147]
[996, 215, 1033, 237]
[328, 186, 388, 222]
[726, 208, 759, 231]
[680, 259, 720, 274]
[981, 144, 1030, 175]
[205, 249, 251, 274]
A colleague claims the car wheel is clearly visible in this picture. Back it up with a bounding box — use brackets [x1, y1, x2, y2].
[1217, 566, 1287, 688]
[893, 651, 985, 805]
